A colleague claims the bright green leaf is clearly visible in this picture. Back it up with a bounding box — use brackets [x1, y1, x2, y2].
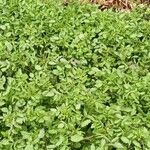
[81, 119, 91, 127]
[121, 136, 130, 144]
[71, 134, 83, 142]
[5, 41, 13, 51]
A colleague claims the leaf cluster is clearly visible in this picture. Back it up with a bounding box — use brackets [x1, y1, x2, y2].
[0, 0, 150, 149]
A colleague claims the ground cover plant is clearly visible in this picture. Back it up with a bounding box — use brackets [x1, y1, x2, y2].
[0, 0, 150, 149]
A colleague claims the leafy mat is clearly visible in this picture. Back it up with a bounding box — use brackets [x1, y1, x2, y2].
[0, 0, 150, 149]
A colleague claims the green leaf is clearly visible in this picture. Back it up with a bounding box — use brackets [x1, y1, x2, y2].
[75, 103, 81, 110]
[112, 142, 124, 148]
[29, 73, 34, 78]
[0, 101, 5, 107]
[58, 123, 64, 128]
[0, 25, 6, 30]
[95, 80, 103, 88]
[147, 140, 150, 148]
[65, 64, 71, 69]
[0, 139, 9, 145]
[71, 134, 83, 142]
[25, 145, 34, 150]
[121, 136, 130, 144]
[49, 61, 56, 65]
[1, 107, 8, 113]
[47, 145, 56, 149]
[5, 41, 13, 51]
[56, 136, 64, 146]
[16, 117, 24, 124]
[42, 90, 55, 97]
[91, 144, 96, 150]
[133, 140, 141, 148]
[35, 65, 42, 71]
[48, 130, 57, 134]
[88, 67, 100, 75]
[38, 128, 45, 139]
[52, 69, 59, 75]
[101, 139, 106, 147]
[74, 143, 81, 148]
[81, 119, 91, 127]
[46, 91, 55, 97]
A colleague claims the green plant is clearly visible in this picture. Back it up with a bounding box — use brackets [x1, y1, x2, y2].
[0, 0, 150, 149]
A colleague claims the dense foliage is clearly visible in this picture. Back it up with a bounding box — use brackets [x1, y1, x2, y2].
[0, 0, 150, 149]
